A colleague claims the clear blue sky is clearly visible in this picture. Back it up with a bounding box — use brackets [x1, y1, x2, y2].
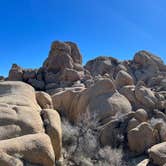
[0, 0, 166, 76]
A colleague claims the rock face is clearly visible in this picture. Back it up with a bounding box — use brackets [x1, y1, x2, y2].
[0, 81, 62, 165]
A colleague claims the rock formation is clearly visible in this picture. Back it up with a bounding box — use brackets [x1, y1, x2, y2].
[0, 40, 165, 165]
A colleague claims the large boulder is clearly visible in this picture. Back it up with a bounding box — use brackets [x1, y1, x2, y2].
[43, 41, 83, 74]
[135, 82, 158, 110]
[0, 133, 55, 166]
[0, 81, 41, 109]
[134, 109, 148, 123]
[132, 51, 166, 83]
[0, 81, 43, 137]
[127, 122, 157, 154]
[85, 56, 119, 76]
[43, 41, 73, 73]
[115, 70, 134, 89]
[0, 81, 62, 165]
[134, 50, 165, 71]
[52, 78, 132, 122]
[119, 85, 138, 110]
[148, 142, 166, 166]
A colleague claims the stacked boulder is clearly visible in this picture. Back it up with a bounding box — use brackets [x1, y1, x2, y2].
[8, 41, 87, 93]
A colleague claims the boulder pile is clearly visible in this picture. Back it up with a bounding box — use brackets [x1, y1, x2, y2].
[0, 40, 165, 165]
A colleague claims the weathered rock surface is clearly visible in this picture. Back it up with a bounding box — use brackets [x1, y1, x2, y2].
[41, 109, 62, 160]
[134, 109, 148, 123]
[0, 133, 55, 166]
[36, 91, 53, 109]
[115, 70, 134, 89]
[135, 82, 158, 109]
[148, 142, 166, 166]
[52, 78, 132, 122]
[128, 122, 157, 154]
[0, 151, 23, 166]
[0, 81, 62, 165]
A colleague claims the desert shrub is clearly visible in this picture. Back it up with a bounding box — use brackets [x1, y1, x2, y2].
[97, 146, 126, 166]
[61, 112, 127, 166]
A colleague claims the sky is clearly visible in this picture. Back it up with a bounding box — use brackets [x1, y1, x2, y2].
[0, 0, 166, 76]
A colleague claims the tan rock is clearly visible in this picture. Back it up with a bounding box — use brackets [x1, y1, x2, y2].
[133, 50, 165, 82]
[85, 56, 119, 76]
[148, 142, 166, 166]
[119, 85, 138, 109]
[36, 91, 53, 109]
[99, 120, 122, 147]
[128, 122, 156, 154]
[43, 41, 83, 74]
[41, 109, 62, 160]
[0, 133, 55, 166]
[136, 159, 149, 166]
[135, 84, 157, 109]
[0, 81, 63, 165]
[52, 78, 132, 122]
[0, 81, 44, 139]
[127, 118, 140, 132]
[0, 81, 40, 110]
[115, 70, 134, 89]
[134, 109, 148, 122]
